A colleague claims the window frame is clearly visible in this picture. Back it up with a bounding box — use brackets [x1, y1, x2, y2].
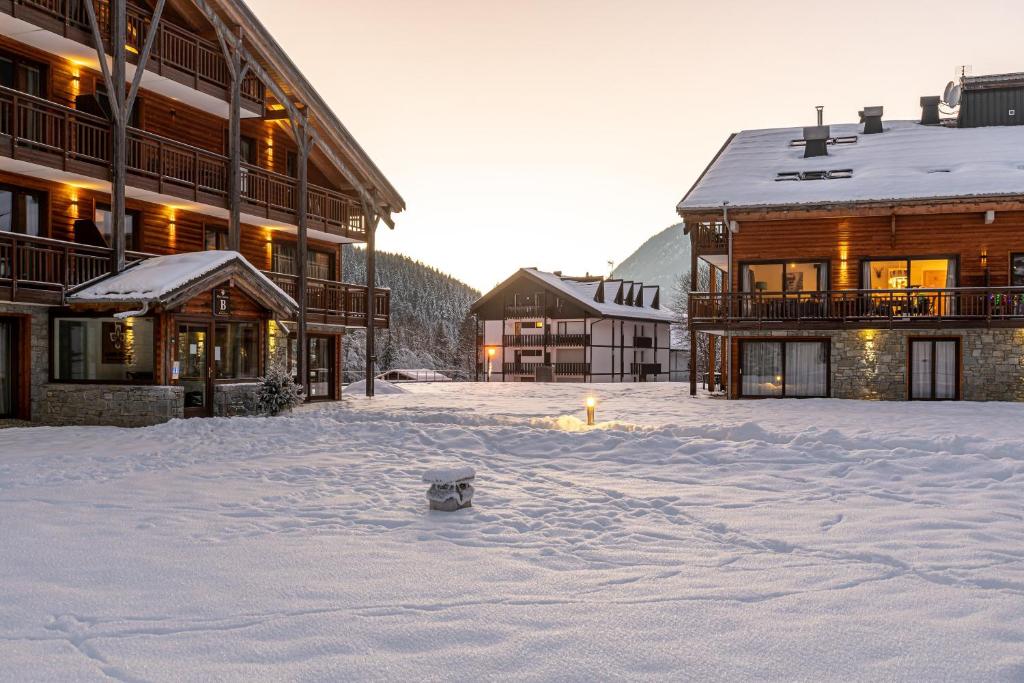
[0, 184, 48, 237]
[739, 258, 831, 294]
[203, 224, 229, 251]
[213, 320, 261, 381]
[49, 311, 158, 385]
[0, 49, 49, 98]
[737, 337, 831, 399]
[1010, 252, 1024, 287]
[907, 336, 961, 401]
[94, 203, 142, 251]
[858, 254, 960, 290]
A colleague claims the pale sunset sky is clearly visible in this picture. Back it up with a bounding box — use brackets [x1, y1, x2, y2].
[247, 0, 1024, 293]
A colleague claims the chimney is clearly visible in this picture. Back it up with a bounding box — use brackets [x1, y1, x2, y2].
[815, 105, 824, 126]
[920, 96, 940, 125]
[553, 270, 562, 277]
[862, 106, 884, 134]
[803, 125, 830, 158]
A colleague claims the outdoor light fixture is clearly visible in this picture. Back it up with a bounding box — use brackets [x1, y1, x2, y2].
[585, 397, 596, 426]
[981, 249, 989, 269]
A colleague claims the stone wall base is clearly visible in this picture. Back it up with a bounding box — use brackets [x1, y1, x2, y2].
[728, 328, 1024, 401]
[214, 383, 262, 417]
[42, 384, 185, 427]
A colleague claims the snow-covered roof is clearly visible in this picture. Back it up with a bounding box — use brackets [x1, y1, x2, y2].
[69, 251, 297, 314]
[678, 120, 1024, 212]
[521, 269, 675, 322]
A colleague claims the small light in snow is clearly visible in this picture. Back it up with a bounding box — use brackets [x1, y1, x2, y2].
[585, 397, 596, 426]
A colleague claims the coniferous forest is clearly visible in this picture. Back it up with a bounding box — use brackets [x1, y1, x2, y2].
[342, 246, 481, 382]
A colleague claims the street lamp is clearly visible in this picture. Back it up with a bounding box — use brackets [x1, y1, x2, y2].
[585, 396, 596, 426]
[487, 346, 496, 382]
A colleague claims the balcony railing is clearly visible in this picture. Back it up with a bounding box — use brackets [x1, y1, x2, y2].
[265, 272, 389, 328]
[0, 231, 145, 302]
[689, 288, 1024, 327]
[504, 304, 546, 319]
[0, 85, 367, 240]
[690, 221, 727, 254]
[630, 363, 662, 376]
[554, 362, 590, 375]
[503, 333, 590, 347]
[7, 0, 265, 107]
[501, 362, 591, 376]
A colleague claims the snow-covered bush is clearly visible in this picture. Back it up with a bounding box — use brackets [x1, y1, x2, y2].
[255, 363, 305, 416]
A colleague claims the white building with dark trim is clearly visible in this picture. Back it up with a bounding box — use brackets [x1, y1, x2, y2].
[471, 268, 674, 383]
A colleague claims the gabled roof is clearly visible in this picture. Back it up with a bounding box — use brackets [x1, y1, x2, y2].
[678, 120, 1024, 214]
[472, 268, 675, 322]
[68, 251, 297, 317]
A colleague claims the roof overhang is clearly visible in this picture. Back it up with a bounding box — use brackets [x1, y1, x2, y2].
[68, 251, 298, 319]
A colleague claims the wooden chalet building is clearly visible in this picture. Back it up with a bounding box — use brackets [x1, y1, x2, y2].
[680, 73, 1024, 401]
[472, 268, 673, 383]
[0, 0, 402, 425]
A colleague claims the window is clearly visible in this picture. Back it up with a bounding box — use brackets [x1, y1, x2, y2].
[239, 135, 258, 164]
[910, 339, 959, 400]
[95, 204, 140, 251]
[214, 322, 259, 380]
[286, 150, 298, 178]
[0, 52, 46, 97]
[0, 186, 45, 236]
[740, 340, 828, 398]
[271, 242, 335, 279]
[53, 317, 155, 382]
[741, 261, 828, 295]
[204, 226, 229, 251]
[863, 257, 957, 315]
[1012, 254, 1024, 286]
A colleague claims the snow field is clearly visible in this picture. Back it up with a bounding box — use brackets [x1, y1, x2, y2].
[0, 383, 1023, 680]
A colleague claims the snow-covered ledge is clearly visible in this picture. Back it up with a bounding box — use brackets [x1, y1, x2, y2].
[42, 384, 184, 427]
[423, 466, 476, 511]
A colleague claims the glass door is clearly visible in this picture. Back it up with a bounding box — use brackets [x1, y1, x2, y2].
[0, 319, 15, 418]
[177, 323, 211, 417]
[910, 339, 959, 400]
[307, 336, 333, 400]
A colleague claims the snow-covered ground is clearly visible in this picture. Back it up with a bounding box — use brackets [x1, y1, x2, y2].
[2, 383, 1023, 680]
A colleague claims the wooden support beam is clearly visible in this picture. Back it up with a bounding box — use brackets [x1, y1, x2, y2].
[294, 128, 312, 397]
[359, 196, 382, 397]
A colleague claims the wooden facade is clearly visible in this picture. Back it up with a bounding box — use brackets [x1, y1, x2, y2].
[0, 0, 401, 421]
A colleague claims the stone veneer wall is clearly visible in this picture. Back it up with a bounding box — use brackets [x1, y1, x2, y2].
[0, 303, 49, 421]
[214, 383, 262, 417]
[731, 328, 1024, 401]
[42, 384, 184, 426]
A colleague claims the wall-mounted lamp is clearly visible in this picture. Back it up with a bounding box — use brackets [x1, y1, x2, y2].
[981, 249, 989, 269]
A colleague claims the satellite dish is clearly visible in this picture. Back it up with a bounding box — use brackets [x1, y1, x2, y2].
[947, 84, 962, 108]
[943, 81, 955, 103]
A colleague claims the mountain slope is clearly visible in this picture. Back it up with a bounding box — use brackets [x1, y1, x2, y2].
[611, 223, 689, 294]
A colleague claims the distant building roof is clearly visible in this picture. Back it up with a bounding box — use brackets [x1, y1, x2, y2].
[472, 268, 675, 322]
[678, 120, 1024, 213]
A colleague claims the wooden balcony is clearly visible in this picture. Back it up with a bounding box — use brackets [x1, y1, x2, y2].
[502, 333, 590, 347]
[0, 231, 146, 303]
[630, 363, 662, 376]
[0, 85, 368, 240]
[689, 288, 1024, 330]
[265, 272, 389, 329]
[504, 304, 546, 319]
[689, 221, 727, 255]
[2, 0, 265, 110]
[554, 362, 590, 375]
[0, 232, 388, 330]
[502, 362, 591, 376]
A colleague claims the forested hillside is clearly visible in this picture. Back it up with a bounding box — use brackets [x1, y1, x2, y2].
[611, 223, 689, 294]
[342, 247, 480, 381]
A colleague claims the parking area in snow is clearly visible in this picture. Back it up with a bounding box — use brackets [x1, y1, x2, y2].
[1, 383, 1023, 680]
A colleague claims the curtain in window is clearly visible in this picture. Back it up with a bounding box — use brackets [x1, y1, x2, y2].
[944, 259, 957, 315]
[785, 342, 828, 397]
[910, 341, 933, 399]
[741, 342, 782, 397]
[0, 321, 10, 416]
[934, 341, 957, 399]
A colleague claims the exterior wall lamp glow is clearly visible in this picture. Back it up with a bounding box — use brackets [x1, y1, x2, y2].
[585, 396, 596, 426]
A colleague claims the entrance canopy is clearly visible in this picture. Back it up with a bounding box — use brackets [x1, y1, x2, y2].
[67, 251, 298, 318]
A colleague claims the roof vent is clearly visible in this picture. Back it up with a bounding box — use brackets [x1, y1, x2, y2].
[553, 270, 562, 277]
[861, 106, 884, 134]
[920, 96, 940, 125]
[803, 125, 830, 158]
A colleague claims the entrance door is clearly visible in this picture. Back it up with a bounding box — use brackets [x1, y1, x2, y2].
[306, 336, 333, 400]
[177, 323, 212, 417]
[0, 319, 17, 419]
[910, 339, 959, 400]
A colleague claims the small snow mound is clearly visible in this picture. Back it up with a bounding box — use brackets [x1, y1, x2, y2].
[422, 466, 476, 484]
[344, 379, 409, 395]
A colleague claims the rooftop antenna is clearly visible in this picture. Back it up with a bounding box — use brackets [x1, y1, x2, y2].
[815, 105, 824, 126]
[607, 259, 614, 276]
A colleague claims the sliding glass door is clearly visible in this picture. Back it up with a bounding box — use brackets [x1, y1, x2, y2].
[910, 339, 959, 400]
[863, 257, 957, 315]
[740, 340, 829, 398]
[0, 319, 15, 418]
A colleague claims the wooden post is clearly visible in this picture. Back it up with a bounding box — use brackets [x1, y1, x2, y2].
[708, 268, 717, 390]
[215, 26, 248, 252]
[296, 131, 311, 398]
[688, 231, 699, 396]
[365, 213, 378, 396]
[110, 0, 127, 274]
